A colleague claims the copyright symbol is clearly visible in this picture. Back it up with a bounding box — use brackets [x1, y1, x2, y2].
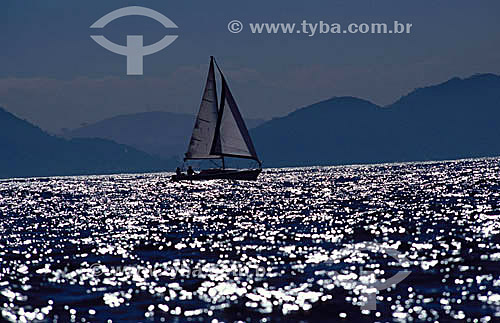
[90, 263, 103, 277]
[228, 20, 243, 33]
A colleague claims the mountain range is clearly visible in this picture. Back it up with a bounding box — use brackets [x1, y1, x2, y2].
[0, 107, 176, 179]
[252, 73, 500, 167]
[64, 111, 265, 159]
[1, 73, 500, 178]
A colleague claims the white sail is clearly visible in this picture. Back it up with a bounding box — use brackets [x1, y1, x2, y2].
[210, 76, 259, 161]
[184, 57, 221, 160]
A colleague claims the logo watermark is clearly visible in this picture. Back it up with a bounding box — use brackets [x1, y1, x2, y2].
[90, 6, 178, 75]
[325, 241, 412, 311]
[83, 241, 411, 313]
[88, 262, 267, 279]
[228, 20, 413, 36]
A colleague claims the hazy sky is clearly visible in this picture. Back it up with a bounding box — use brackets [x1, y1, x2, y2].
[1, 0, 499, 132]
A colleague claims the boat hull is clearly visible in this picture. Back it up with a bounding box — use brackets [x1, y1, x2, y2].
[172, 168, 262, 181]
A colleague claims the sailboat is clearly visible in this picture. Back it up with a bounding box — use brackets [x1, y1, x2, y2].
[172, 56, 262, 181]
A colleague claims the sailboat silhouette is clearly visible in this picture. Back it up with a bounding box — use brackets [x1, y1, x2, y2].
[172, 57, 262, 181]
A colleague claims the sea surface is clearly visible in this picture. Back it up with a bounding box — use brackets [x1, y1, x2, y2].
[1, 158, 500, 322]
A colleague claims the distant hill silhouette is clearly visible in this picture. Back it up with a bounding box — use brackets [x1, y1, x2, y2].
[0, 107, 176, 178]
[252, 73, 500, 167]
[3, 73, 500, 177]
[65, 111, 265, 159]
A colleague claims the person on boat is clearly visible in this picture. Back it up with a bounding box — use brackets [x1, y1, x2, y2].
[175, 167, 182, 177]
[187, 166, 195, 176]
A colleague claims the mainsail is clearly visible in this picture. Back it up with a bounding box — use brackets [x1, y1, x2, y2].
[184, 57, 221, 160]
[210, 67, 259, 162]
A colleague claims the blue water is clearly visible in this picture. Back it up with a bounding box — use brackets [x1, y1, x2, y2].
[1, 158, 500, 322]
